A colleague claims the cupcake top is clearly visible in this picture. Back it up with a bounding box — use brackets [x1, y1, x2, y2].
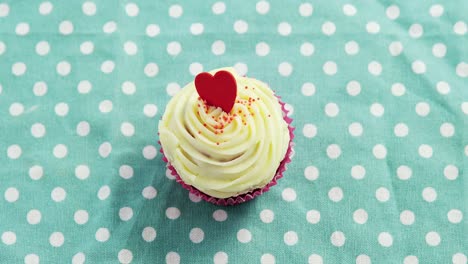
[159, 68, 290, 198]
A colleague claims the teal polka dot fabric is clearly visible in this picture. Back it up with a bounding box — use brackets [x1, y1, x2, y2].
[0, 0, 467, 263]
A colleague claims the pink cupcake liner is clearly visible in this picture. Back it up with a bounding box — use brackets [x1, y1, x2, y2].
[159, 96, 295, 206]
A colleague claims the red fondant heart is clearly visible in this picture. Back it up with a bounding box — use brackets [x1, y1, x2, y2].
[194, 70, 237, 113]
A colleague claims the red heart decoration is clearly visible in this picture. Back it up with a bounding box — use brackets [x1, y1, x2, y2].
[194, 70, 237, 113]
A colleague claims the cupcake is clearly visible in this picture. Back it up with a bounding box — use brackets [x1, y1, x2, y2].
[159, 67, 294, 205]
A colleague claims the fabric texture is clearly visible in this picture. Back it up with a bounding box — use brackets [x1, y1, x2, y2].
[0, 1, 466, 263]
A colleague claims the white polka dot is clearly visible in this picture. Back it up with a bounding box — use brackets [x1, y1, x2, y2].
[29, 165, 43, 180]
[74, 210, 89, 225]
[278, 62, 293, 76]
[328, 187, 343, 202]
[118, 249, 133, 264]
[237, 229, 252, 243]
[386, 5, 400, 20]
[373, 144, 387, 159]
[166, 169, 176, 181]
[345, 41, 359, 55]
[322, 21, 336, 36]
[278, 22, 292, 36]
[302, 124, 317, 138]
[389, 41, 403, 56]
[211, 40, 225, 55]
[284, 231, 298, 246]
[447, 209, 463, 224]
[55, 102, 69, 116]
[368, 61, 382, 76]
[397, 165, 412, 180]
[36, 41, 50, 56]
[53, 144, 67, 159]
[234, 20, 248, 34]
[97, 185, 111, 200]
[76, 121, 90, 136]
[51, 187, 66, 202]
[432, 43, 447, 58]
[24, 254, 40, 264]
[391, 83, 406, 96]
[282, 188, 296, 202]
[394, 123, 409, 137]
[346, 81, 361, 96]
[189, 62, 203, 75]
[353, 209, 368, 224]
[284, 103, 294, 116]
[2, 231, 16, 245]
[190, 23, 204, 35]
[409, 24, 423, 38]
[16, 22, 30, 36]
[418, 144, 433, 158]
[452, 253, 467, 264]
[412, 60, 427, 74]
[123, 41, 138, 55]
[304, 166, 319, 181]
[75, 165, 90, 180]
[435, 81, 450, 95]
[378, 232, 393, 247]
[166, 41, 181, 56]
[400, 210, 415, 225]
[59, 20, 73, 35]
[324, 103, 339, 117]
[125, 3, 139, 17]
[425, 231, 441, 246]
[98, 100, 112, 113]
[142, 227, 156, 242]
[98, 142, 112, 158]
[366, 21, 380, 34]
[356, 255, 371, 264]
[456, 62, 468, 78]
[444, 165, 459, 180]
[39, 1, 53, 15]
[0, 41, 5, 55]
[327, 144, 341, 159]
[77, 80, 92, 94]
[308, 254, 323, 264]
[101, 60, 115, 74]
[440, 122, 455, 137]
[256, 1, 270, 15]
[323, 61, 337, 75]
[166, 252, 180, 264]
[188, 192, 202, 203]
[429, 4, 444, 17]
[376, 187, 390, 202]
[120, 81, 136, 95]
[7, 145, 22, 159]
[144, 63, 159, 77]
[330, 231, 345, 247]
[213, 209, 228, 222]
[4, 187, 19, 202]
[72, 253, 85, 264]
[119, 207, 133, 221]
[142, 145, 157, 160]
[234, 62, 248, 76]
[301, 82, 316, 96]
[415, 102, 430, 116]
[120, 122, 135, 137]
[142, 186, 157, 200]
[256, 42, 270, 57]
[166, 207, 180, 220]
[9, 103, 24, 116]
[464, 103, 468, 115]
[0, 3, 9, 17]
[351, 165, 366, 179]
[454, 21, 467, 35]
[343, 3, 356, 16]
[403, 256, 419, 264]
[143, 104, 158, 117]
[82, 2, 96, 16]
[212, 2, 226, 15]
[165, 82, 180, 96]
[12, 62, 27, 76]
[169, 4, 183, 18]
[146, 24, 160, 37]
[422, 187, 437, 202]
[213, 252, 228, 264]
[259, 209, 274, 223]
[119, 165, 133, 180]
[49, 232, 64, 247]
[103, 21, 117, 34]
[189, 228, 204, 243]
[95, 228, 110, 242]
[306, 210, 320, 224]
[300, 42, 314, 56]
[33, 81, 48, 96]
[299, 3, 313, 17]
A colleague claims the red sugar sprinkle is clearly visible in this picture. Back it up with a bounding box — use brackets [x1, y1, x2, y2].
[198, 131, 201, 134]
[203, 123, 207, 127]
[216, 142, 220, 145]
[268, 114, 271, 117]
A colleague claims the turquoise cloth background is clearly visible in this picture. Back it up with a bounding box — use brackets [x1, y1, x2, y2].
[0, 0, 467, 263]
